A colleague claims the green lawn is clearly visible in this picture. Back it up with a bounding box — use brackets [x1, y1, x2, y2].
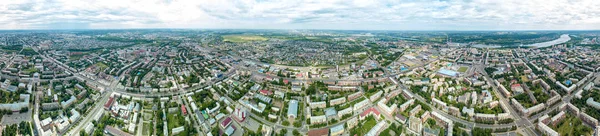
[552, 115, 593, 136]
[142, 123, 151, 135]
[222, 35, 268, 42]
[520, 76, 529, 82]
[69, 53, 87, 60]
[23, 67, 39, 74]
[458, 66, 469, 72]
[95, 62, 109, 70]
[513, 93, 534, 108]
[360, 116, 378, 135]
[167, 112, 185, 134]
[311, 109, 325, 116]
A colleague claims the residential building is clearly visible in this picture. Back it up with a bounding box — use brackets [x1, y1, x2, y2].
[366, 121, 386, 136]
[587, 98, 600, 110]
[359, 107, 381, 120]
[310, 115, 327, 124]
[537, 122, 559, 136]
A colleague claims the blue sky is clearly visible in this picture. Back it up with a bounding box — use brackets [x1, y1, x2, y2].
[1, 0, 599, 30]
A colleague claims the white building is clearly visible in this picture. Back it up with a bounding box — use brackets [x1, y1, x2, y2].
[366, 121, 386, 136]
[586, 98, 600, 110]
[310, 115, 327, 124]
[537, 122, 559, 136]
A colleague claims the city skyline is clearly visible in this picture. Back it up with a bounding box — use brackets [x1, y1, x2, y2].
[1, 0, 600, 30]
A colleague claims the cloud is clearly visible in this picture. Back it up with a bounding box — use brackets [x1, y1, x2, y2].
[0, 0, 599, 30]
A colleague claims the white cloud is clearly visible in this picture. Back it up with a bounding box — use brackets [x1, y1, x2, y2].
[0, 0, 599, 30]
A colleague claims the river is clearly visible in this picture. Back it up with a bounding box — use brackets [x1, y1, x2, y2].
[523, 34, 571, 48]
[471, 34, 571, 48]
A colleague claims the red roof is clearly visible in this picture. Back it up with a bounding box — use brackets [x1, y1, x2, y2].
[308, 128, 329, 136]
[181, 104, 187, 115]
[259, 90, 273, 95]
[283, 79, 289, 84]
[104, 97, 114, 109]
[360, 107, 380, 118]
[221, 117, 232, 128]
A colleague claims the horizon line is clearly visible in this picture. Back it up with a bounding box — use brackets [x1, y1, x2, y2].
[0, 28, 600, 32]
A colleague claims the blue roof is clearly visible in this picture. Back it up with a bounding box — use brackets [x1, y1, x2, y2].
[325, 107, 337, 117]
[330, 124, 344, 133]
[438, 69, 459, 77]
[565, 80, 572, 85]
[287, 100, 298, 117]
[225, 125, 236, 135]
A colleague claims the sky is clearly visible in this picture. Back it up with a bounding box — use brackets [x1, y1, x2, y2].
[1, 0, 600, 30]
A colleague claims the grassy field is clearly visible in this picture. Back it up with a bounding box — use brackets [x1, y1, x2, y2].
[23, 67, 39, 74]
[143, 122, 151, 135]
[69, 53, 88, 60]
[520, 76, 529, 82]
[95, 62, 109, 70]
[361, 116, 378, 135]
[552, 115, 593, 136]
[222, 35, 268, 42]
[167, 112, 183, 134]
[458, 66, 469, 72]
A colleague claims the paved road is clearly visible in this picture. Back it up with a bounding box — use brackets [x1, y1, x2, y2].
[41, 46, 599, 136]
[66, 89, 111, 135]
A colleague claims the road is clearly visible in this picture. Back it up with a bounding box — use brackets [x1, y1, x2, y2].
[38, 46, 599, 136]
[65, 87, 111, 136]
